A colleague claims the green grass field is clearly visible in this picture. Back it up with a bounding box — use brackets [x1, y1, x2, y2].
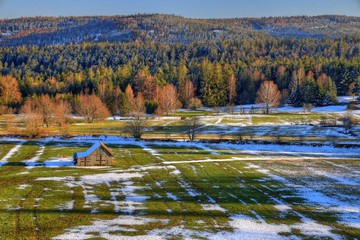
[1, 112, 359, 145]
[0, 138, 359, 239]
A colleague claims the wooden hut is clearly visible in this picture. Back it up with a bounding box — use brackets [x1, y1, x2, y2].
[73, 141, 114, 166]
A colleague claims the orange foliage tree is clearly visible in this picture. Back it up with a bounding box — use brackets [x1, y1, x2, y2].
[75, 94, 111, 122]
[256, 81, 281, 114]
[0, 75, 22, 113]
[54, 99, 72, 126]
[182, 80, 195, 109]
[123, 84, 135, 116]
[158, 84, 179, 115]
[21, 95, 55, 127]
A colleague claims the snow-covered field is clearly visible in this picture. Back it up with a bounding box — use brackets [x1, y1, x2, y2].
[0, 136, 359, 239]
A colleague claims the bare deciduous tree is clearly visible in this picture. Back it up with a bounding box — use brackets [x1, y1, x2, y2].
[125, 112, 148, 139]
[343, 111, 356, 134]
[256, 81, 281, 114]
[184, 116, 202, 142]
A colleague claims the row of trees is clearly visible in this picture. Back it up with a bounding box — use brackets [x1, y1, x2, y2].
[0, 36, 359, 111]
[1, 70, 283, 117]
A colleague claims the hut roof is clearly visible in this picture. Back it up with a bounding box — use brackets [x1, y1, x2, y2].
[75, 141, 113, 158]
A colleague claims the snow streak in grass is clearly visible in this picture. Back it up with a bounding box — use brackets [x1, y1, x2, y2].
[0, 141, 26, 166]
[53, 215, 167, 240]
[249, 163, 360, 232]
[24, 144, 45, 168]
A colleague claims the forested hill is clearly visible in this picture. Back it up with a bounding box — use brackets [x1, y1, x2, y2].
[0, 14, 359, 115]
[0, 14, 360, 46]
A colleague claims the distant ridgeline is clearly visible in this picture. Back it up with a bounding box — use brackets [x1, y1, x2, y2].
[0, 14, 359, 112]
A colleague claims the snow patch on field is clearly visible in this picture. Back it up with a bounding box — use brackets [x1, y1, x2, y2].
[137, 142, 160, 156]
[146, 212, 338, 240]
[58, 200, 74, 211]
[248, 163, 360, 230]
[309, 168, 359, 186]
[44, 157, 74, 167]
[274, 204, 291, 212]
[18, 184, 30, 190]
[277, 105, 348, 113]
[0, 141, 26, 166]
[37, 172, 147, 215]
[53, 215, 166, 240]
[201, 204, 227, 213]
[25, 144, 45, 168]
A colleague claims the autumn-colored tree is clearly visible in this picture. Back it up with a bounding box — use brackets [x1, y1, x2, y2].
[181, 80, 195, 109]
[23, 114, 43, 139]
[275, 65, 288, 90]
[288, 68, 305, 106]
[256, 81, 281, 114]
[21, 98, 38, 115]
[54, 99, 72, 126]
[37, 95, 56, 127]
[189, 97, 202, 110]
[122, 84, 135, 116]
[158, 84, 179, 115]
[143, 75, 157, 101]
[75, 94, 111, 122]
[132, 92, 146, 115]
[20, 95, 54, 127]
[134, 67, 155, 98]
[112, 86, 123, 115]
[0, 75, 22, 113]
[20, 98, 43, 137]
[228, 74, 237, 104]
[98, 77, 108, 103]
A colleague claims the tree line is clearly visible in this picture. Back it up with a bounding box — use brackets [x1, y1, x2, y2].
[0, 36, 359, 118]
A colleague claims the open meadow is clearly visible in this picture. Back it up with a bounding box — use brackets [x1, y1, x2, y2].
[0, 134, 359, 239]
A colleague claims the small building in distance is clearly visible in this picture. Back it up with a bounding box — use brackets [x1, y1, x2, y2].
[73, 141, 114, 166]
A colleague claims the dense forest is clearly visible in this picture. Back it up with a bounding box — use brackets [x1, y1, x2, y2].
[0, 14, 359, 117]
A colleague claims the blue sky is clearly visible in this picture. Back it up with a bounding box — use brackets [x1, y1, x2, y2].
[0, 0, 359, 19]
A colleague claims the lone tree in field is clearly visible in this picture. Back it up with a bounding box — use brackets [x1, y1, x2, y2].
[342, 110, 356, 134]
[256, 81, 281, 114]
[184, 116, 203, 142]
[125, 112, 148, 139]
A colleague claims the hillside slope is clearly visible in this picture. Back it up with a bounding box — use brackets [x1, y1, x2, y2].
[0, 14, 359, 46]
